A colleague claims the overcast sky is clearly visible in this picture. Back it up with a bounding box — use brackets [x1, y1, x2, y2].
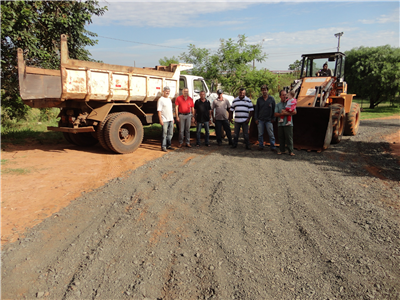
[88, 0, 399, 71]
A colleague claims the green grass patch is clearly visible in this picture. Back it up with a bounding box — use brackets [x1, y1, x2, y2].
[352, 99, 400, 120]
[1, 159, 9, 165]
[1, 168, 31, 175]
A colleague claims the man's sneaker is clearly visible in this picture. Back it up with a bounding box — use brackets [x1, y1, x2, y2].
[186, 144, 192, 148]
[161, 147, 168, 152]
[178, 144, 183, 148]
[286, 121, 292, 126]
[278, 119, 284, 123]
[167, 146, 175, 150]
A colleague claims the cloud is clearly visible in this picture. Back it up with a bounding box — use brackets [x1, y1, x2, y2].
[94, 2, 251, 27]
[358, 7, 399, 24]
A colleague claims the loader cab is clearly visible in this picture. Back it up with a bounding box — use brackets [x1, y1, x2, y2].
[300, 52, 345, 80]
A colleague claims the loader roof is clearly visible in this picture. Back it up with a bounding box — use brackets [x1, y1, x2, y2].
[301, 52, 345, 59]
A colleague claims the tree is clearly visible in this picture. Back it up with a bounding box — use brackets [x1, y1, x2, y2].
[158, 56, 179, 66]
[1, 0, 107, 121]
[345, 45, 400, 108]
[179, 35, 267, 95]
[288, 59, 301, 71]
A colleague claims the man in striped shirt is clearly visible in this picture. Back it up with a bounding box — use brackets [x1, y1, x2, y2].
[229, 88, 254, 150]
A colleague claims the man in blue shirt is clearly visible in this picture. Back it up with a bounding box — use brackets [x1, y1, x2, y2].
[229, 88, 254, 150]
[254, 85, 276, 151]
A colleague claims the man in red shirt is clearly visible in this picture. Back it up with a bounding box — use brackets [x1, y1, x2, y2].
[175, 88, 194, 147]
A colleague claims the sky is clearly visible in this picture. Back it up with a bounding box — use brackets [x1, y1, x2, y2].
[88, 0, 399, 71]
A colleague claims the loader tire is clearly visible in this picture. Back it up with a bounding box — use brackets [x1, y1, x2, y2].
[96, 112, 122, 152]
[104, 112, 144, 154]
[69, 132, 98, 147]
[344, 103, 361, 136]
[331, 104, 345, 144]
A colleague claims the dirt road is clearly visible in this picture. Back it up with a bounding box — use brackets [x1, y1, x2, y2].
[2, 118, 400, 299]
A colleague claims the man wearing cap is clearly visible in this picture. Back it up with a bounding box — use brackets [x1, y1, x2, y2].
[317, 62, 332, 77]
[230, 88, 254, 150]
[211, 89, 233, 146]
[254, 85, 277, 151]
[175, 88, 194, 148]
[157, 86, 175, 152]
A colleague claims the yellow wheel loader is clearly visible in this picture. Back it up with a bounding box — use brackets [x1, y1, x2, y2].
[289, 52, 360, 151]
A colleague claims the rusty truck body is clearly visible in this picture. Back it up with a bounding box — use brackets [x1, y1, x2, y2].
[17, 34, 200, 153]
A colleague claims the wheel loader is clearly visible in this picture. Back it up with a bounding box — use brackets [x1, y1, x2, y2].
[287, 52, 361, 151]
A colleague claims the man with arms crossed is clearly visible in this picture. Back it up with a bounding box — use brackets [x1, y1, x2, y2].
[194, 91, 212, 147]
[274, 90, 297, 156]
[211, 89, 233, 146]
[175, 88, 194, 148]
[230, 88, 254, 150]
[254, 84, 277, 151]
[157, 86, 175, 152]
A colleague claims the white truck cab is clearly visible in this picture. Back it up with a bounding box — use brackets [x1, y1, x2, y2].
[179, 74, 234, 105]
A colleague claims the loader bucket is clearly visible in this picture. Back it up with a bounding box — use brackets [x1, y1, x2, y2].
[293, 107, 333, 151]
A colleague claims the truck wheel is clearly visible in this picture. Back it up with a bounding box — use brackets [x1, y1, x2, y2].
[331, 104, 345, 144]
[96, 112, 122, 152]
[104, 112, 144, 154]
[69, 132, 98, 146]
[344, 103, 361, 136]
[62, 132, 74, 144]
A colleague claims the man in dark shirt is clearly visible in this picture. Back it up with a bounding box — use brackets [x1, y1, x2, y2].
[254, 85, 277, 151]
[194, 91, 212, 147]
[317, 62, 333, 77]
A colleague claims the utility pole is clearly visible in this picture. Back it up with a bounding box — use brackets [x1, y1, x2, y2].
[334, 32, 343, 52]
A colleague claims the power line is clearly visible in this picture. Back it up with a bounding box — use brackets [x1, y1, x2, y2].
[97, 35, 186, 50]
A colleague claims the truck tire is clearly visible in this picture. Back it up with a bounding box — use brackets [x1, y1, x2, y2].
[96, 112, 122, 152]
[69, 132, 98, 146]
[331, 104, 345, 144]
[344, 103, 361, 136]
[104, 112, 144, 154]
[62, 132, 74, 144]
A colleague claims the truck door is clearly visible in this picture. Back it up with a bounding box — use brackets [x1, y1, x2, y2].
[193, 79, 209, 102]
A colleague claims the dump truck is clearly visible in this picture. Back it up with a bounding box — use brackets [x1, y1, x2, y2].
[282, 51, 360, 151]
[17, 34, 221, 153]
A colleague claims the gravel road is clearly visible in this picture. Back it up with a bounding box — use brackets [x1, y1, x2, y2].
[2, 118, 400, 300]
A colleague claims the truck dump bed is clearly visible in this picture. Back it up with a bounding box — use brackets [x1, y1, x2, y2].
[17, 34, 189, 108]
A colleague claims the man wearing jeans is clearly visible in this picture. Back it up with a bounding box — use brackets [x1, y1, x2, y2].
[157, 86, 174, 152]
[211, 89, 233, 146]
[254, 85, 276, 151]
[194, 91, 212, 147]
[175, 88, 194, 148]
[229, 88, 254, 150]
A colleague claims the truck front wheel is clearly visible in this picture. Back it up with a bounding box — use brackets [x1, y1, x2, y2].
[104, 112, 144, 154]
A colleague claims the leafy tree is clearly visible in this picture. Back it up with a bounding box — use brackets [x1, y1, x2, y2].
[158, 56, 179, 66]
[1, 0, 107, 121]
[241, 69, 278, 101]
[345, 45, 400, 108]
[179, 35, 267, 95]
[288, 59, 302, 71]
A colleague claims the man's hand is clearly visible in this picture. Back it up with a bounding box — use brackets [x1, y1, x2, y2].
[246, 118, 250, 124]
[255, 120, 259, 125]
[160, 120, 164, 126]
[176, 116, 180, 123]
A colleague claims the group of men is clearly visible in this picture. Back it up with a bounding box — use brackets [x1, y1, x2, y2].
[157, 85, 296, 155]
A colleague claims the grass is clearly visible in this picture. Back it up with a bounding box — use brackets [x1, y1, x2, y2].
[1, 159, 9, 165]
[352, 99, 400, 120]
[1, 168, 31, 175]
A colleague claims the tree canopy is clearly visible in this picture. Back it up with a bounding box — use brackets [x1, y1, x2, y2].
[345, 45, 400, 108]
[179, 35, 267, 96]
[288, 59, 301, 71]
[1, 0, 107, 120]
[158, 56, 179, 66]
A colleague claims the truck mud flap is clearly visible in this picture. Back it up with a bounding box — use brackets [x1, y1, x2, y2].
[293, 107, 333, 151]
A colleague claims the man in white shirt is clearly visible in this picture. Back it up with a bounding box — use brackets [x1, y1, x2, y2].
[157, 86, 175, 152]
